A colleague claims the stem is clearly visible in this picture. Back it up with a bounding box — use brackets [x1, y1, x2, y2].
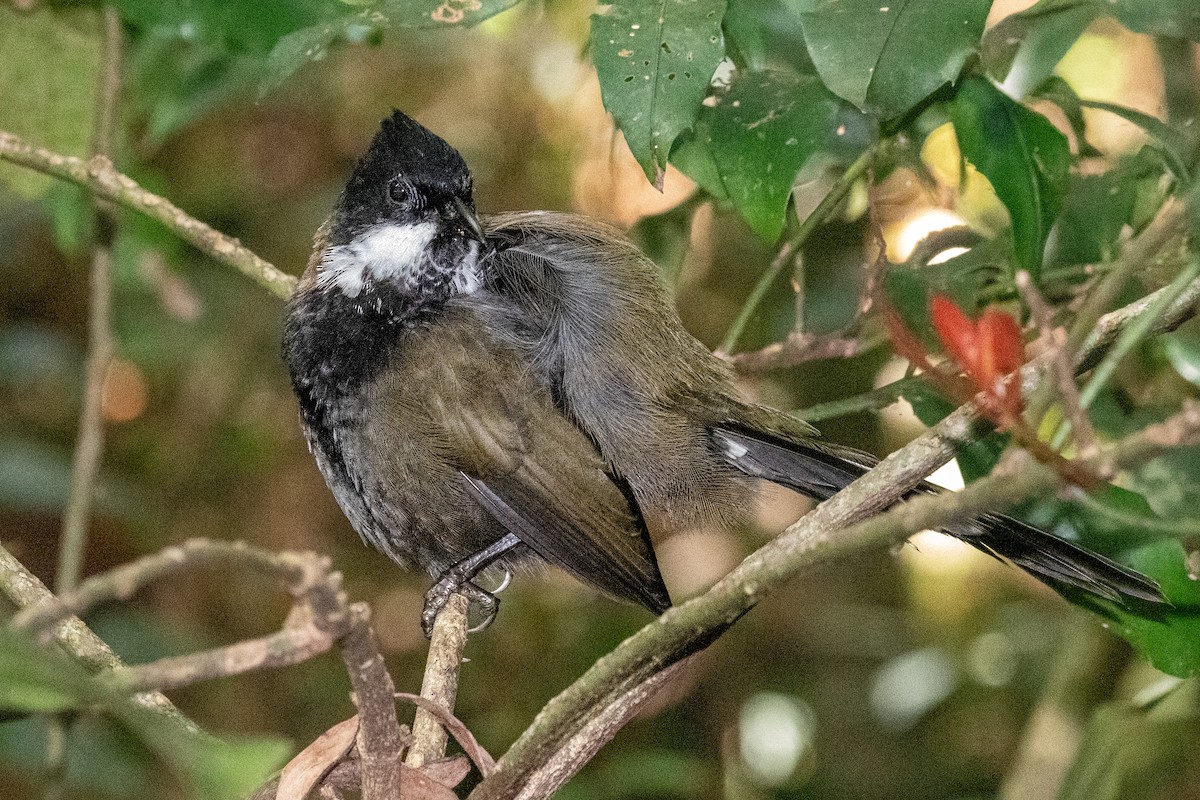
[718, 147, 874, 355]
[0, 132, 295, 298]
[56, 4, 123, 595]
[792, 375, 924, 423]
[1051, 257, 1200, 449]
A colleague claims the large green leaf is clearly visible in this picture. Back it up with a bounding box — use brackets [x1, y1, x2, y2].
[591, 0, 727, 186]
[951, 77, 1070, 276]
[0, 6, 100, 198]
[672, 68, 872, 239]
[981, 0, 1099, 98]
[795, 0, 991, 119]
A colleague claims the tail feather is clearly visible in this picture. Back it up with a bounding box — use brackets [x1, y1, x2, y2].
[711, 424, 1166, 607]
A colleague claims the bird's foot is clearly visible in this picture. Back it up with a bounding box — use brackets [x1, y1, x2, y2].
[421, 577, 499, 638]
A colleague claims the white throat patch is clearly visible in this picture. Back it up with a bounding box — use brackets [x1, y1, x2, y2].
[318, 222, 438, 298]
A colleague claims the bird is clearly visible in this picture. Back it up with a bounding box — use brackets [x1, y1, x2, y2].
[281, 109, 1164, 636]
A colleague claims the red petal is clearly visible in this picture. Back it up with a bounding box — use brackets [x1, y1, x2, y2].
[930, 295, 980, 375]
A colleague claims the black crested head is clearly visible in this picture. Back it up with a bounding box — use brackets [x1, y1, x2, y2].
[311, 110, 487, 304]
[328, 110, 476, 247]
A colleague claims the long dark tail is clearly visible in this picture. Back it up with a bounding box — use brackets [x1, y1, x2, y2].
[711, 423, 1165, 606]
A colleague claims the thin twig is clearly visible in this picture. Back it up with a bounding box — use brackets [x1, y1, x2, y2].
[56, 4, 124, 596]
[114, 609, 337, 693]
[1016, 271, 1098, 457]
[0, 131, 296, 299]
[13, 538, 309, 635]
[731, 328, 884, 373]
[0, 542, 195, 731]
[406, 592, 470, 768]
[717, 147, 874, 356]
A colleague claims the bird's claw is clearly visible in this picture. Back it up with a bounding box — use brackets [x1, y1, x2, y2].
[421, 578, 500, 638]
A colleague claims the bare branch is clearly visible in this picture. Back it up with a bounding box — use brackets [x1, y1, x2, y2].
[0, 542, 194, 732]
[114, 607, 336, 693]
[56, 4, 125, 596]
[470, 277, 1200, 798]
[731, 328, 883, 373]
[0, 131, 296, 299]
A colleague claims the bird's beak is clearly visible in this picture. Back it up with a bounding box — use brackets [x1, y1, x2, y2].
[452, 196, 486, 244]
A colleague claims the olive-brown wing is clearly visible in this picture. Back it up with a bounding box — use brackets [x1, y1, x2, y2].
[365, 304, 671, 614]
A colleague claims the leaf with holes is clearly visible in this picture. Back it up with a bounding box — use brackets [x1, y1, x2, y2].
[591, 0, 727, 187]
[796, 0, 990, 119]
[951, 77, 1070, 276]
[675, 69, 870, 239]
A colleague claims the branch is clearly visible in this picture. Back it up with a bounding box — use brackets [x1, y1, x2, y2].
[56, 3, 124, 596]
[8, 538, 407, 800]
[405, 592, 470, 768]
[471, 300, 1200, 800]
[0, 131, 296, 299]
[730, 328, 884, 373]
[0, 542, 195, 732]
[471, 434, 1051, 799]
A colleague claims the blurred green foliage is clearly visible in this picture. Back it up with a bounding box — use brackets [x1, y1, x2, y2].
[1, 0, 1200, 798]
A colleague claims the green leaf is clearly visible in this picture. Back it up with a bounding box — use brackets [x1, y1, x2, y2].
[1079, 99, 1192, 181]
[262, 0, 523, 92]
[669, 128, 729, 200]
[591, 0, 727, 186]
[981, 0, 1098, 98]
[0, 6, 100, 198]
[118, 708, 291, 800]
[1163, 329, 1200, 387]
[112, 0, 341, 53]
[0, 629, 104, 713]
[723, 0, 813, 74]
[1061, 682, 1200, 800]
[1023, 487, 1200, 678]
[951, 77, 1070, 276]
[1031, 75, 1101, 157]
[1101, 539, 1200, 678]
[1107, 0, 1200, 40]
[1049, 150, 1159, 266]
[674, 68, 871, 239]
[795, 0, 990, 119]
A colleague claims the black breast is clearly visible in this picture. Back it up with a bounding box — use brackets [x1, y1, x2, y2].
[281, 283, 440, 474]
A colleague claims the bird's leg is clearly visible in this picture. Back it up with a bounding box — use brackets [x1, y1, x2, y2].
[422, 532, 522, 637]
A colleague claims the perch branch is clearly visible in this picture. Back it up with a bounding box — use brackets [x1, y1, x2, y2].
[406, 591, 470, 768]
[471, 399, 1200, 800]
[470, 263, 1200, 798]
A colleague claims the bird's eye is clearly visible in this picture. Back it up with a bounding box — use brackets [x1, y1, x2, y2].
[387, 177, 420, 210]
